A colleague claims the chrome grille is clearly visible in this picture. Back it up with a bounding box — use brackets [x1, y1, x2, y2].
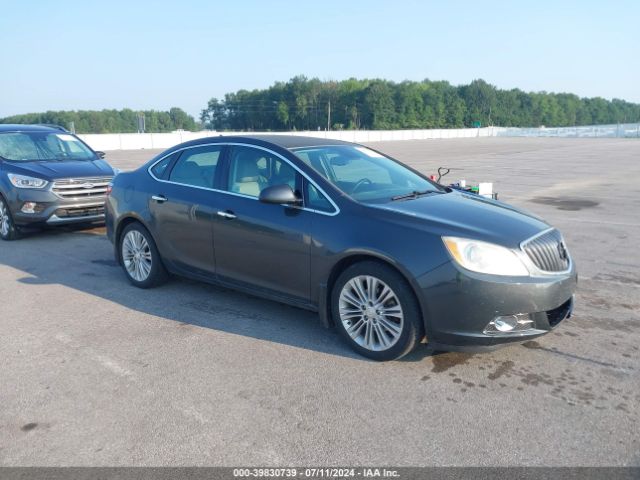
[52, 176, 113, 199]
[522, 229, 570, 272]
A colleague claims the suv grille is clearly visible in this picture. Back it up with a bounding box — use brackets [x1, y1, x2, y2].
[522, 229, 570, 272]
[55, 205, 105, 219]
[52, 176, 113, 199]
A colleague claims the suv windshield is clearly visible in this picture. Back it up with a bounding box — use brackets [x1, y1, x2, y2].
[0, 132, 97, 162]
[291, 145, 442, 203]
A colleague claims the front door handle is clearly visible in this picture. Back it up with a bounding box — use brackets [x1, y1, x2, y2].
[152, 195, 167, 203]
[216, 210, 237, 220]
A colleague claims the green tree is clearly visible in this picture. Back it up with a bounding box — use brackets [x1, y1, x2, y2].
[276, 101, 289, 128]
[0, 108, 197, 133]
[363, 81, 397, 129]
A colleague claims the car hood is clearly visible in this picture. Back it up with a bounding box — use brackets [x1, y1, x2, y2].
[6, 159, 114, 180]
[369, 191, 550, 248]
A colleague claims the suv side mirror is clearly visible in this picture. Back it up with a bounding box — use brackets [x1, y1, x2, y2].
[95, 151, 106, 159]
[259, 184, 301, 206]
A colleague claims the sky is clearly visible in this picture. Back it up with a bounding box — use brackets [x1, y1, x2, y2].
[0, 0, 638, 118]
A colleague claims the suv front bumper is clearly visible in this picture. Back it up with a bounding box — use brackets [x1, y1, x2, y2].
[8, 188, 107, 226]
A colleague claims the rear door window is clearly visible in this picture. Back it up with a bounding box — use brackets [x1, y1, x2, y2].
[168, 145, 222, 188]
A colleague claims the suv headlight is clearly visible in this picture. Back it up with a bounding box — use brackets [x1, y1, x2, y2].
[8, 173, 48, 189]
[442, 236, 529, 276]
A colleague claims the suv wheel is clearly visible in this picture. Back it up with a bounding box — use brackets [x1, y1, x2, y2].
[0, 196, 19, 241]
[332, 261, 424, 361]
[119, 223, 168, 288]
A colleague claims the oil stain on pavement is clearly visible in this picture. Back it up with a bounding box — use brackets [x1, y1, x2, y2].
[530, 196, 599, 210]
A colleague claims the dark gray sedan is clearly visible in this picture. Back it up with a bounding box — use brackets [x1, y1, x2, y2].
[105, 135, 576, 360]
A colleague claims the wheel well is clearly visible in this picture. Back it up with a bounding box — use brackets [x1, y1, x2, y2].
[324, 254, 426, 328]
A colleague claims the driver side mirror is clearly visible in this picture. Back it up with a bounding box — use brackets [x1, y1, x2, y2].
[259, 184, 301, 206]
[95, 151, 106, 159]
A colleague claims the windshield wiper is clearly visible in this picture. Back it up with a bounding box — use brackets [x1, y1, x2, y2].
[391, 190, 440, 201]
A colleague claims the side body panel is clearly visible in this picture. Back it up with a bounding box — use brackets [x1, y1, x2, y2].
[148, 181, 219, 276]
[308, 202, 452, 332]
[213, 197, 312, 301]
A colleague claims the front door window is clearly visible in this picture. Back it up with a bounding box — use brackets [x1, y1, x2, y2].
[227, 146, 299, 197]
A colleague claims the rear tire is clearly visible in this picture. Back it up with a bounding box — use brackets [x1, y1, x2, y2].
[119, 222, 168, 288]
[331, 261, 424, 361]
[0, 196, 19, 241]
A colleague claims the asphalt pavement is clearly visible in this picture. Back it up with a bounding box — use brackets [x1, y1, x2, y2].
[0, 137, 638, 466]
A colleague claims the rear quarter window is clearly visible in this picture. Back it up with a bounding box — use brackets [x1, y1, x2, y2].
[150, 154, 175, 179]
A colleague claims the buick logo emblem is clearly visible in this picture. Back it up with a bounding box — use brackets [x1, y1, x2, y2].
[558, 241, 568, 260]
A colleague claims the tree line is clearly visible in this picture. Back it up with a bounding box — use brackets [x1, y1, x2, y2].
[0, 108, 197, 133]
[2, 78, 638, 133]
[200, 76, 640, 131]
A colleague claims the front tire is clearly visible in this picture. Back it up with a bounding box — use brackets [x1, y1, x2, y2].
[119, 222, 168, 288]
[0, 196, 19, 241]
[331, 261, 424, 361]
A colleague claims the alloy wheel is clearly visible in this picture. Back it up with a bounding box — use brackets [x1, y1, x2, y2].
[122, 230, 153, 282]
[0, 199, 11, 238]
[338, 275, 404, 351]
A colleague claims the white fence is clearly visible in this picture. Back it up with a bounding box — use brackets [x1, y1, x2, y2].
[496, 123, 640, 138]
[78, 127, 497, 151]
[78, 123, 639, 151]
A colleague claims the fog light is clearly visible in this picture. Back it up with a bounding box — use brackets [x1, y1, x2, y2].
[21, 202, 37, 214]
[494, 315, 518, 332]
[484, 313, 535, 335]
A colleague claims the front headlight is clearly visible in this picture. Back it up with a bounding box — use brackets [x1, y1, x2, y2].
[8, 173, 48, 189]
[442, 236, 529, 276]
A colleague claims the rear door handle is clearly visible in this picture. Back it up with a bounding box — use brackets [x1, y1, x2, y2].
[152, 195, 167, 203]
[216, 210, 236, 219]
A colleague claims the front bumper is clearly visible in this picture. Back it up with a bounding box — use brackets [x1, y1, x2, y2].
[417, 261, 577, 351]
[8, 188, 106, 226]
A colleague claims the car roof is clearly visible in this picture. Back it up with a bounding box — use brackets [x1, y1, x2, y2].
[189, 134, 355, 150]
[238, 134, 354, 149]
[0, 124, 66, 133]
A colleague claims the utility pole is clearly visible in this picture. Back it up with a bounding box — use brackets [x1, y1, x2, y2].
[327, 100, 331, 131]
[137, 113, 145, 133]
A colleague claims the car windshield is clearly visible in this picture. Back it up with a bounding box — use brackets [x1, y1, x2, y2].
[0, 131, 96, 162]
[291, 145, 442, 203]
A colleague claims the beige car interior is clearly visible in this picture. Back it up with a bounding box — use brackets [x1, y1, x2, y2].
[230, 148, 297, 197]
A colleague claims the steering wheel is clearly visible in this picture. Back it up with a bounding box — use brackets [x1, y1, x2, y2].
[352, 178, 373, 194]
